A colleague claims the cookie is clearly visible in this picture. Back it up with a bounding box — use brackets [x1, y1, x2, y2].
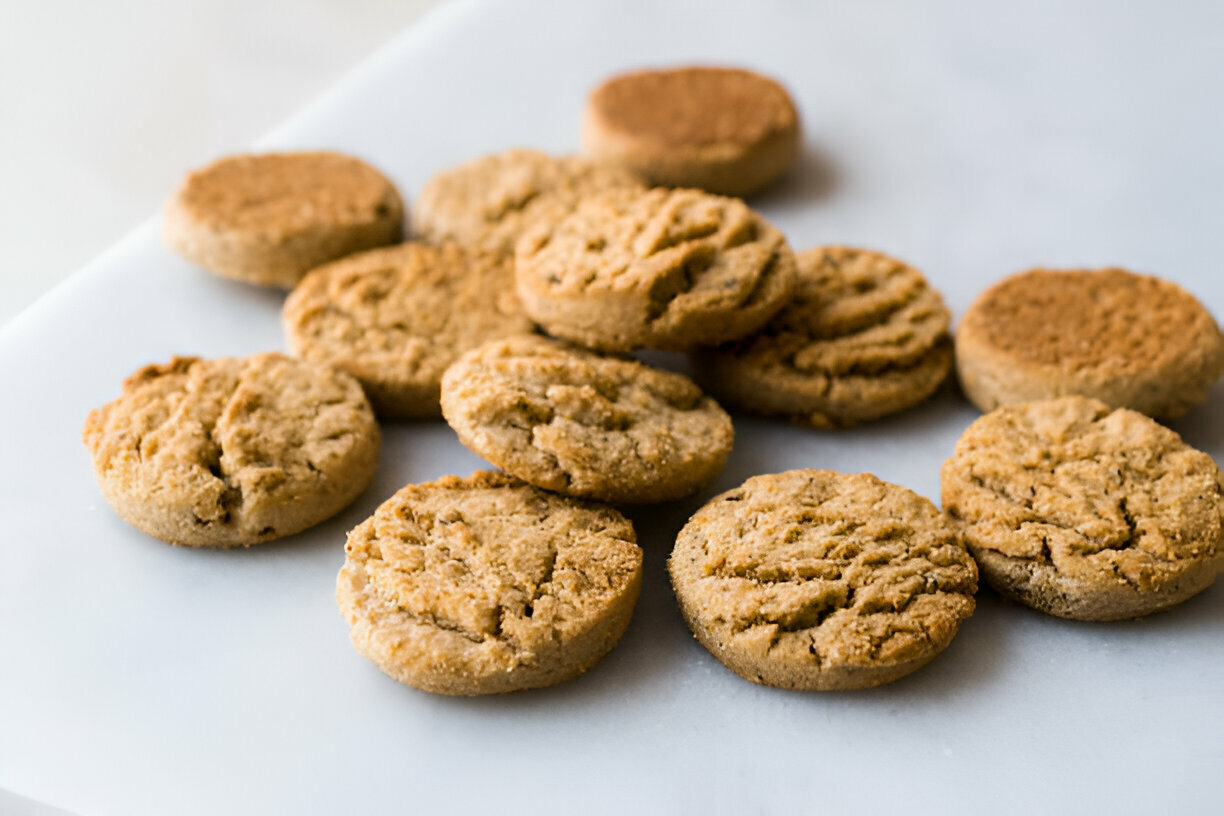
[440, 334, 734, 503]
[413, 149, 641, 253]
[692, 246, 953, 428]
[164, 151, 404, 289]
[283, 242, 534, 420]
[956, 268, 1224, 419]
[82, 353, 380, 547]
[582, 65, 800, 196]
[669, 470, 978, 691]
[941, 396, 1224, 621]
[515, 187, 797, 352]
[336, 471, 642, 695]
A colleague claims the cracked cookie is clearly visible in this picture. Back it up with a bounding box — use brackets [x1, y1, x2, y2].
[283, 242, 533, 419]
[83, 353, 379, 547]
[164, 151, 404, 289]
[515, 187, 796, 352]
[336, 471, 642, 695]
[941, 396, 1224, 620]
[692, 246, 952, 427]
[413, 148, 642, 253]
[582, 65, 800, 196]
[669, 469, 977, 691]
[440, 334, 734, 503]
[956, 268, 1224, 418]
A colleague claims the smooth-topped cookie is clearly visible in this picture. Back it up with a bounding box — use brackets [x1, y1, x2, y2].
[941, 396, 1224, 620]
[515, 187, 796, 352]
[283, 242, 533, 419]
[337, 471, 643, 695]
[956, 268, 1224, 418]
[83, 354, 379, 547]
[582, 66, 800, 196]
[440, 335, 734, 503]
[414, 148, 642, 253]
[669, 470, 978, 691]
[692, 246, 952, 427]
[164, 151, 404, 289]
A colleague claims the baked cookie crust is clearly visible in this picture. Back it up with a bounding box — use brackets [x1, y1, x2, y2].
[83, 353, 380, 547]
[164, 151, 404, 288]
[956, 268, 1224, 418]
[283, 242, 533, 419]
[515, 187, 796, 352]
[692, 246, 952, 427]
[669, 469, 978, 690]
[941, 396, 1224, 620]
[582, 65, 800, 196]
[440, 334, 734, 503]
[337, 471, 642, 695]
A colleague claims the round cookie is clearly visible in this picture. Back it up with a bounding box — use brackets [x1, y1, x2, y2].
[692, 246, 953, 428]
[956, 268, 1224, 419]
[164, 151, 404, 289]
[336, 471, 643, 695]
[515, 186, 797, 352]
[413, 148, 642, 253]
[582, 65, 800, 196]
[82, 353, 380, 547]
[283, 242, 534, 419]
[440, 334, 734, 503]
[669, 469, 978, 691]
[941, 396, 1224, 621]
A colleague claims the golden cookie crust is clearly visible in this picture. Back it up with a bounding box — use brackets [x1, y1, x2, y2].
[515, 187, 796, 352]
[82, 354, 380, 547]
[440, 335, 734, 504]
[413, 149, 642, 253]
[941, 396, 1224, 620]
[669, 469, 978, 691]
[582, 66, 800, 196]
[692, 246, 953, 427]
[163, 152, 404, 289]
[336, 471, 643, 695]
[956, 268, 1224, 418]
[283, 242, 533, 420]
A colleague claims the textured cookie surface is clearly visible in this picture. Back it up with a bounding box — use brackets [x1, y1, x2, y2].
[669, 469, 977, 691]
[414, 149, 641, 253]
[164, 152, 404, 288]
[283, 242, 533, 419]
[941, 396, 1224, 620]
[693, 246, 952, 427]
[582, 66, 800, 196]
[83, 354, 380, 547]
[337, 471, 643, 695]
[440, 335, 734, 503]
[956, 268, 1224, 418]
[515, 187, 796, 351]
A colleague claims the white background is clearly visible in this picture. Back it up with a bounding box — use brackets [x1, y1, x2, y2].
[1, 1, 1222, 814]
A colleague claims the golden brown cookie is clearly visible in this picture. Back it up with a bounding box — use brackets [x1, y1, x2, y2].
[515, 187, 796, 352]
[163, 151, 404, 289]
[336, 471, 643, 695]
[283, 242, 533, 420]
[440, 335, 734, 503]
[956, 268, 1224, 418]
[941, 396, 1224, 620]
[582, 66, 800, 196]
[82, 353, 380, 547]
[413, 149, 642, 253]
[669, 469, 978, 691]
[692, 246, 953, 427]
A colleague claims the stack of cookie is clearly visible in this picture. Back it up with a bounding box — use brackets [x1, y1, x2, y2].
[82, 62, 1224, 700]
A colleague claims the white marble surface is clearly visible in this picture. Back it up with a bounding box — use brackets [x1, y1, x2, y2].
[1, 1, 1223, 815]
[0, 0, 441, 328]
